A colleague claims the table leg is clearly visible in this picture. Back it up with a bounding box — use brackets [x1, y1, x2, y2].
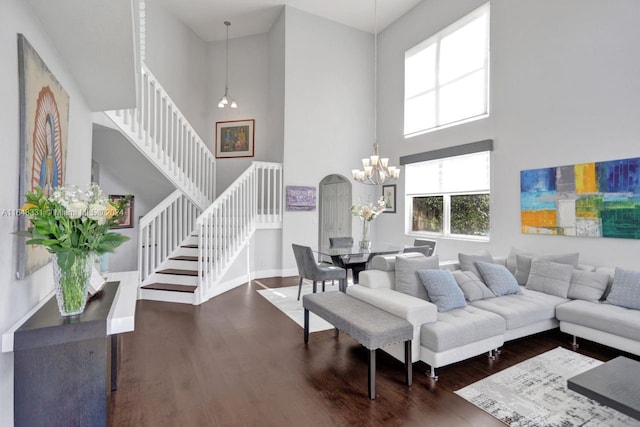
[351, 264, 367, 284]
[111, 334, 118, 391]
[368, 349, 376, 400]
[304, 309, 309, 343]
[405, 340, 412, 386]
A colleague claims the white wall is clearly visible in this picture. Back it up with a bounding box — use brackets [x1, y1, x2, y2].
[268, 9, 286, 166]
[375, 0, 640, 268]
[208, 34, 276, 195]
[144, 0, 211, 140]
[281, 7, 378, 272]
[92, 126, 174, 271]
[0, 0, 94, 424]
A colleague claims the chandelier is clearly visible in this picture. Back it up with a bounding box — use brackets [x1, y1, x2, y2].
[352, 144, 400, 185]
[351, 0, 399, 186]
[218, 21, 237, 108]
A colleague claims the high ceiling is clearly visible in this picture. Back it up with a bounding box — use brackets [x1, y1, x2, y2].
[153, 0, 423, 42]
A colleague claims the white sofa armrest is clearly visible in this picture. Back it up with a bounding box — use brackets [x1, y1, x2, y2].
[346, 285, 437, 327]
[358, 270, 395, 290]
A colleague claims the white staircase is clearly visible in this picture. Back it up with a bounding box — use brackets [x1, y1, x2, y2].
[105, 64, 215, 211]
[106, 62, 283, 304]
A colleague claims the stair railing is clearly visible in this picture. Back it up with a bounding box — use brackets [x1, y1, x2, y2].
[138, 190, 201, 284]
[197, 162, 283, 303]
[106, 63, 215, 210]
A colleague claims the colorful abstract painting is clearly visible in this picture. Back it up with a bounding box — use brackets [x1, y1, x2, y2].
[17, 34, 70, 279]
[521, 157, 640, 238]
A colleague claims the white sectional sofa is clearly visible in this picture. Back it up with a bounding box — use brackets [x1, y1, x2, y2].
[346, 250, 640, 379]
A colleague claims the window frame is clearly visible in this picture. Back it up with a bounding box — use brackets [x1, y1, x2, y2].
[404, 2, 490, 137]
[407, 191, 491, 242]
[404, 148, 491, 242]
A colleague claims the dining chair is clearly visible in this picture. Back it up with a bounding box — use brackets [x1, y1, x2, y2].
[405, 239, 437, 257]
[292, 244, 347, 301]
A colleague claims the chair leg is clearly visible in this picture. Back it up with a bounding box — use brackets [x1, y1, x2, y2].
[313, 281, 317, 294]
[297, 277, 304, 301]
[322, 281, 325, 292]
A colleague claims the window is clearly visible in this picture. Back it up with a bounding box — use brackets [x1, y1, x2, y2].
[404, 3, 490, 137]
[406, 150, 490, 240]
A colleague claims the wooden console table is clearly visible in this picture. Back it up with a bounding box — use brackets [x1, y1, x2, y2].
[2, 271, 138, 427]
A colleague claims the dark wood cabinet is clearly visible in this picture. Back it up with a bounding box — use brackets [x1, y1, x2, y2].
[13, 282, 120, 427]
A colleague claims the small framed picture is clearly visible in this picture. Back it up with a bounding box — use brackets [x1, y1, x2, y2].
[382, 184, 396, 213]
[215, 119, 255, 158]
[109, 195, 134, 228]
[285, 186, 316, 211]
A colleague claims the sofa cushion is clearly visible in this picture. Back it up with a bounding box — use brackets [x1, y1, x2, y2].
[568, 270, 610, 302]
[458, 250, 494, 279]
[557, 299, 640, 342]
[453, 270, 495, 302]
[506, 247, 536, 275]
[475, 261, 521, 297]
[417, 269, 466, 312]
[370, 252, 424, 272]
[470, 289, 568, 330]
[395, 254, 440, 301]
[525, 259, 573, 298]
[515, 253, 579, 285]
[606, 267, 640, 310]
[420, 306, 505, 352]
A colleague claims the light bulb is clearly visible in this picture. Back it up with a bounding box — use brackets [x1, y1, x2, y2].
[230, 100, 237, 108]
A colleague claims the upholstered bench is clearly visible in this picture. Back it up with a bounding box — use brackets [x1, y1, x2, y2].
[302, 292, 413, 399]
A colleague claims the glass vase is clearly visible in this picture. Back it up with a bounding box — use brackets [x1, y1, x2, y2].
[52, 252, 95, 316]
[359, 220, 371, 249]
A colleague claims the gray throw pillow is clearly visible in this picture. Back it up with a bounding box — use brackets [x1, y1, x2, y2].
[568, 270, 610, 302]
[506, 247, 536, 275]
[452, 270, 495, 301]
[515, 252, 580, 285]
[525, 259, 573, 298]
[605, 267, 640, 310]
[417, 269, 466, 312]
[475, 261, 521, 296]
[458, 250, 494, 279]
[395, 254, 440, 301]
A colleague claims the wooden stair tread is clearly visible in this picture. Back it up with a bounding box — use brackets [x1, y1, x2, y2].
[157, 268, 199, 276]
[169, 255, 199, 261]
[141, 283, 197, 293]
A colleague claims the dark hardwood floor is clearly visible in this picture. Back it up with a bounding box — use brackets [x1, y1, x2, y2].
[108, 277, 626, 426]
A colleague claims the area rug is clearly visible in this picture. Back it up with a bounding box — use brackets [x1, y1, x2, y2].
[256, 282, 342, 333]
[455, 347, 640, 426]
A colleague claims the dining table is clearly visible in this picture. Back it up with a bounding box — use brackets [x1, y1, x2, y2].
[315, 242, 405, 284]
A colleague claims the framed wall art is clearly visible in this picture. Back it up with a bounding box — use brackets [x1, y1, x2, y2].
[286, 186, 316, 211]
[215, 119, 255, 158]
[17, 34, 70, 279]
[109, 195, 134, 229]
[521, 156, 640, 239]
[382, 184, 396, 213]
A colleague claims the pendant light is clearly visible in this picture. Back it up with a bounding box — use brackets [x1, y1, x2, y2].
[218, 21, 237, 108]
[351, 0, 399, 185]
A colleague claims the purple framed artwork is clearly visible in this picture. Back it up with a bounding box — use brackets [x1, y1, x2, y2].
[286, 186, 316, 211]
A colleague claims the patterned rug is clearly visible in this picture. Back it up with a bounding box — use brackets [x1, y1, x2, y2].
[455, 347, 640, 426]
[255, 282, 342, 333]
